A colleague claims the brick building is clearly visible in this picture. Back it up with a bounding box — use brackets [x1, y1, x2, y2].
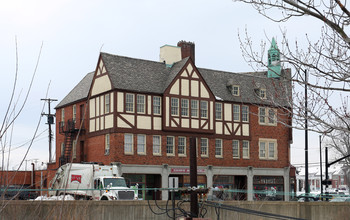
[49, 40, 294, 201]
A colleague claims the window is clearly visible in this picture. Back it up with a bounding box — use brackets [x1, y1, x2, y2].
[61, 143, 65, 156]
[126, 93, 134, 112]
[72, 140, 77, 159]
[200, 101, 208, 118]
[181, 99, 189, 116]
[105, 134, 110, 155]
[153, 136, 161, 155]
[215, 103, 222, 120]
[200, 138, 208, 157]
[137, 95, 145, 113]
[178, 137, 186, 156]
[259, 107, 277, 126]
[105, 94, 110, 114]
[124, 134, 133, 154]
[166, 136, 175, 155]
[215, 139, 223, 157]
[73, 105, 76, 122]
[232, 140, 239, 158]
[242, 106, 249, 122]
[233, 105, 240, 121]
[137, 135, 146, 154]
[153, 96, 161, 115]
[191, 100, 198, 117]
[242, 140, 249, 159]
[61, 108, 65, 126]
[259, 139, 277, 160]
[232, 85, 240, 96]
[171, 98, 179, 116]
[259, 89, 266, 99]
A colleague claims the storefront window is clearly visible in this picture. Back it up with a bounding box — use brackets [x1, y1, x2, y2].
[253, 176, 284, 201]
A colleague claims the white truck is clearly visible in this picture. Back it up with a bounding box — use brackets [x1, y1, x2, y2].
[49, 163, 137, 200]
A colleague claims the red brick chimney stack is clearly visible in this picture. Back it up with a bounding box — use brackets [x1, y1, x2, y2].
[177, 41, 195, 63]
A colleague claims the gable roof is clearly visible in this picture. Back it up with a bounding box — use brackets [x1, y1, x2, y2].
[56, 52, 291, 109]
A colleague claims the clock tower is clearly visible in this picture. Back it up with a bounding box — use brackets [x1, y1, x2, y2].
[267, 38, 281, 78]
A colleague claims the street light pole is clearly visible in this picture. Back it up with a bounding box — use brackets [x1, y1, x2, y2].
[319, 135, 323, 197]
[304, 69, 309, 201]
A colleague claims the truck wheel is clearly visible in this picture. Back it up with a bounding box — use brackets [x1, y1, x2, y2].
[100, 196, 108, 200]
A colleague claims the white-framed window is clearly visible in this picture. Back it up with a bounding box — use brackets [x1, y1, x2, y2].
[259, 139, 277, 160]
[259, 88, 267, 99]
[191, 100, 198, 117]
[153, 135, 161, 155]
[137, 94, 145, 113]
[242, 140, 249, 159]
[259, 107, 277, 126]
[181, 99, 189, 117]
[178, 136, 186, 156]
[166, 136, 175, 156]
[242, 105, 249, 122]
[232, 140, 239, 158]
[200, 138, 208, 157]
[126, 93, 134, 113]
[153, 96, 161, 115]
[105, 134, 110, 155]
[73, 105, 76, 122]
[124, 134, 133, 154]
[215, 139, 223, 158]
[233, 104, 240, 121]
[137, 134, 146, 155]
[215, 103, 222, 120]
[232, 85, 240, 96]
[105, 94, 110, 114]
[200, 101, 208, 118]
[171, 98, 179, 116]
[72, 140, 77, 159]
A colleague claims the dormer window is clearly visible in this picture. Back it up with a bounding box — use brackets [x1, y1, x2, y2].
[255, 88, 267, 99]
[232, 85, 240, 96]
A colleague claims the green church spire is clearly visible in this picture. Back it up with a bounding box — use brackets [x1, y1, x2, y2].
[267, 38, 281, 78]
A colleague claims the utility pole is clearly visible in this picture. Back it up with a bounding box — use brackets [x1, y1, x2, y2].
[41, 98, 57, 163]
[319, 135, 323, 197]
[304, 69, 309, 202]
[190, 137, 198, 218]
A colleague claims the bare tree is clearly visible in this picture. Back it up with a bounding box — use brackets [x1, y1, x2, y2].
[234, 0, 350, 140]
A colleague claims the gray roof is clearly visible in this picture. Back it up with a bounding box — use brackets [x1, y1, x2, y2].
[56, 52, 291, 108]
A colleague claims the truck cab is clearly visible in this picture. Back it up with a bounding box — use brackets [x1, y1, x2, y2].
[93, 176, 136, 200]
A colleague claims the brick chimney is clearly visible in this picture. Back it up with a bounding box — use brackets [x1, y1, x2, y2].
[177, 41, 195, 63]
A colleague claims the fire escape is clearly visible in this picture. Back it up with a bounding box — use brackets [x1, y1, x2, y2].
[59, 119, 85, 166]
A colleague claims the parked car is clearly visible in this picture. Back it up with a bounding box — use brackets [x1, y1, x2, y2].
[297, 193, 319, 201]
[330, 197, 350, 202]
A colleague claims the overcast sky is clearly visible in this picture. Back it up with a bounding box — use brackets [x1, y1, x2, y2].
[0, 0, 327, 170]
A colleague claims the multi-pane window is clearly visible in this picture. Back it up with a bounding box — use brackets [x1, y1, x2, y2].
[124, 134, 133, 154]
[105, 94, 110, 114]
[259, 107, 277, 125]
[72, 140, 77, 159]
[259, 139, 277, 159]
[200, 101, 208, 118]
[126, 93, 134, 112]
[200, 138, 208, 157]
[137, 134, 146, 154]
[215, 139, 223, 157]
[191, 100, 198, 117]
[233, 105, 240, 121]
[242, 106, 249, 122]
[232, 85, 240, 96]
[153, 96, 161, 115]
[178, 137, 186, 155]
[137, 95, 145, 113]
[215, 103, 222, 120]
[61, 108, 65, 126]
[73, 105, 76, 122]
[166, 136, 175, 155]
[105, 134, 110, 155]
[242, 140, 249, 159]
[260, 89, 267, 99]
[171, 98, 179, 116]
[153, 135, 161, 155]
[232, 140, 239, 158]
[181, 99, 189, 117]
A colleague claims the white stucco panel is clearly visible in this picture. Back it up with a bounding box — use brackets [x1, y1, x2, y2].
[105, 115, 113, 129]
[89, 98, 95, 118]
[147, 96, 151, 115]
[210, 101, 214, 130]
[153, 117, 162, 130]
[89, 119, 95, 132]
[137, 116, 151, 130]
[117, 92, 124, 112]
[216, 122, 223, 134]
[122, 114, 135, 126]
[187, 63, 193, 75]
[166, 97, 169, 126]
[96, 118, 100, 131]
[200, 82, 209, 98]
[191, 119, 199, 129]
[182, 118, 189, 128]
[170, 79, 179, 95]
[224, 123, 232, 135]
[191, 80, 199, 97]
[201, 120, 208, 129]
[96, 97, 100, 117]
[224, 103, 232, 121]
[91, 75, 112, 96]
[110, 92, 114, 113]
[242, 124, 249, 136]
[117, 116, 132, 128]
[181, 79, 189, 96]
[100, 117, 104, 130]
